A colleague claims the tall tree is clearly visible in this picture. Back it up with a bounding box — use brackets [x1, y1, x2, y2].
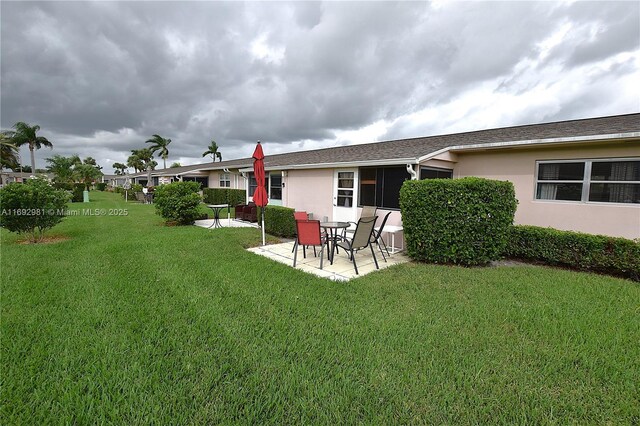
[202, 140, 222, 162]
[46, 154, 80, 186]
[170, 162, 182, 168]
[75, 163, 103, 190]
[112, 162, 128, 175]
[11, 122, 53, 173]
[0, 130, 19, 172]
[145, 134, 171, 169]
[83, 156, 102, 170]
[126, 153, 144, 173]
[130, 148, 155, 186]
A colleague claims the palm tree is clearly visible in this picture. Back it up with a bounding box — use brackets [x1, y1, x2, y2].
[126, 153, 144, 173]
[112, 162, 128, 175]
[11, 122, 53, 173]
[1, 131, 19, 170]
[145, 134, 171, 169]
[0, 131, 19, 185]
[202, 140, 222, 162]
[130, 148, 155, 186]
[46, 154, 79, 186]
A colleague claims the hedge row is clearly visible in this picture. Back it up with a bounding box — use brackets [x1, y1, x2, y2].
[71, 183, 85, 203]
[203, 188, 246, 206]
[400, 177, 517, 265]
[505, 225, 640, 281]
[263, 205, 296, 238]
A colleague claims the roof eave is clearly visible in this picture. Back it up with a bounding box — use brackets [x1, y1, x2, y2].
[417, 132, 640, 163]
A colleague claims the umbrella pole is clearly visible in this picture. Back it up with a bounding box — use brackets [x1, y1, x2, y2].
[261, 211, 266, 246]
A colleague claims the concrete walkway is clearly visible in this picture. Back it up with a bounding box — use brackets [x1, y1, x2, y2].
[248, 241, 410, 281]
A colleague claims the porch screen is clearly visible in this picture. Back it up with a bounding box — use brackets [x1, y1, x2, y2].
[359, 166, 410, 209]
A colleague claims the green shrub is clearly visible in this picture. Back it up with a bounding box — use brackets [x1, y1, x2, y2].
[202, 188, 246, 207]
[506, 225, 640, 281]
[122, 184, 142, 201]
[52, 182, 74, 191]
[71, 183, 85, 203]
[400, 177, 517, 265]
[95, 182, 107, 191]
[264, 205, 296, 238]
[0, 178, 70, 242]
[154, 181, 202, 225]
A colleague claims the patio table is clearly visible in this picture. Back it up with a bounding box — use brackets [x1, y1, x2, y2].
[320, 221, 350, 264]
[206, 204, 229, 229]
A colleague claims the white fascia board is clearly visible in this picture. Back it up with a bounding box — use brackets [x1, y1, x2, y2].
[417, 132, 640, 163]
[237, 158, 418, 173]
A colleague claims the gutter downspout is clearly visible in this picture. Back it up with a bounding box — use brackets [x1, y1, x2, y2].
[406, 164, 418, 180]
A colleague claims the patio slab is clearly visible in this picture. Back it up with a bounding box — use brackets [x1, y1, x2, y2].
[194, 218, 259, 229]
[247, 241, 410, 281]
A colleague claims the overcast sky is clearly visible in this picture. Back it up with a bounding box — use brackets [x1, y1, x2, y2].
[1, 1, 638, 173]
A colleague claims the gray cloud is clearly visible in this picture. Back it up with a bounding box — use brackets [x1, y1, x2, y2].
[1, 1, 638, 173]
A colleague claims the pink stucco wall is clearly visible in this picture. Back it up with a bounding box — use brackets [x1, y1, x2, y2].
[452, 143, 640, 239]
[283, 169, 334, 220]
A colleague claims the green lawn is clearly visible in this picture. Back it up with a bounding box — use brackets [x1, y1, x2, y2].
[1, 191, 639, 424]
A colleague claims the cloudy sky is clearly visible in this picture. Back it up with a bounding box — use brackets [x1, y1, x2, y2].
[1, 1, 638, 173]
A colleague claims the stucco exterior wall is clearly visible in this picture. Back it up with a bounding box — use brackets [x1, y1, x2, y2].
[283, 169, 334, 221]
[207, 170, 245, 189]
[454, 144, 640, 239]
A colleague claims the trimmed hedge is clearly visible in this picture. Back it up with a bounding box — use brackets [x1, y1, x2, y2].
[154, 181, 202, 225]
[71, 183, 85, 203]
[263, 205, 296, 238]
[203, 188, 246, 207]
[506, 225, 640, 281]
[95, 182, 107, 191]
[400, 177, 517, 265]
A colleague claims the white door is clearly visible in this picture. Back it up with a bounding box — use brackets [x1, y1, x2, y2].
[332, 169, 358, 222]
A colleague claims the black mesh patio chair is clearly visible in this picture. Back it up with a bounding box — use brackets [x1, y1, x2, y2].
[336, 216, 379, 275]
[370, 211, 392, 262]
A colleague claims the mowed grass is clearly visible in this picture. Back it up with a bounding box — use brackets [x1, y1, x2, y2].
[1, 192, 639, 424]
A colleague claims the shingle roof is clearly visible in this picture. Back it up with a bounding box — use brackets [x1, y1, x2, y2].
[259, 113, 640, 168]
[138, 113, 640, 176]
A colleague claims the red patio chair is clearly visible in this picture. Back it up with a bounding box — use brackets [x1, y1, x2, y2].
[291, 211, 309, 252]
[293, 220, 328, 269]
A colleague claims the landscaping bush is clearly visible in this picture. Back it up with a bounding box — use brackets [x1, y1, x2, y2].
[202, 188, 246, 207]
[0, 178, 70, 242]
[95, 182, 107, 191]
[400, 177, 517, 265]
[122, 184, 142, 201]
[71, 183, 85, 203]
[154, 181, 202, 225]
[505, 225, 640, 281]
[263, 205, 296, 238]
[52, 182, 74, 191]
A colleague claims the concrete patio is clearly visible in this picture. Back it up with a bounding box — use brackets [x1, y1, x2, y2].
[248, 241, 410, 281]
[194, 218, 260, 229]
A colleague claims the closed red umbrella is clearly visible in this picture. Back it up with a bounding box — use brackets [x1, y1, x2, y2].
[252, 141, 268, 245]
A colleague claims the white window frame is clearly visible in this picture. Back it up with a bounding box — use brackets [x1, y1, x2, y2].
[535, 157, 640, 205]
[219, 172, 231, 188]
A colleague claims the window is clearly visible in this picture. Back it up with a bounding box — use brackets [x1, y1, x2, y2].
[359, 166, 410, 209]
[248, 173, 269, 197]
[183, 176, 209, 189]
[270, 173, 282, 200]
[219, 173, 231, 187]
[337, 172, 355, 207]
[420, 167, 453, 179]
[536, 159, 639, 204]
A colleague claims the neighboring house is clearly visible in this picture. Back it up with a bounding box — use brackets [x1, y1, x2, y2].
[0, 171, 54, 186]
[133, 114, 640, 239]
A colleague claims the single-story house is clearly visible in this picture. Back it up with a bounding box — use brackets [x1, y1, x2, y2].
[128, 114, 640, 240]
